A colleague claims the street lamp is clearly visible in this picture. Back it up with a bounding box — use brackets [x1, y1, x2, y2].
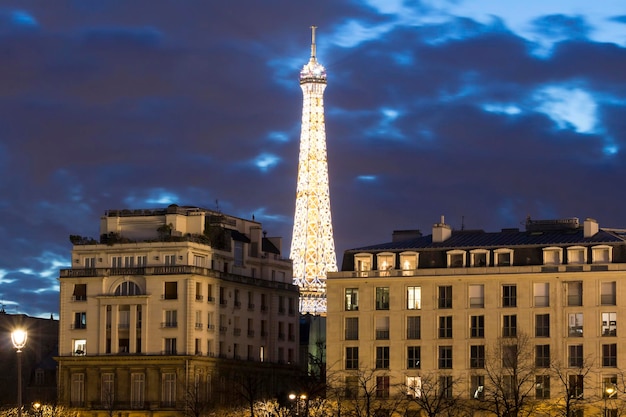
[11, 329, 27, 417]
[288, 393, 307, 417]
[605, 385, 616, 417]
[33, 402, 41, 417]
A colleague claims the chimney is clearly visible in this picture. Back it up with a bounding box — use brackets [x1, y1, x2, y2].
[584, 218, 599, 238]
[432, 215, 452, 243]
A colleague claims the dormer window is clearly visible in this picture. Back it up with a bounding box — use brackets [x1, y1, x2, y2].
[377, 253, 395, 271]
[543, 247, 563, 265]
[567, 246, 587, 264]
[592, 245, 612, 264]
[470, 249, 489, 267]
[447, 250, 466, 268]
[400, 252, 419, 275]
[494, 249, 513, 266]
[354, 253, 373, 277]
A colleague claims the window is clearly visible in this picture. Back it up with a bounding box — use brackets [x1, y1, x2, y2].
[471, 375, 484, 399]
[407, 316, 421, 339]
[137, 255, 147, 266]
[377, 252, 394, 272]
[407, 286, 421, 309]
[566, 281, 583, 306]
[73, 284, 87, 301]
[470, 345, 485, 368]
[470, 249, 489, 267]
[448, 250, 465, 267]
[376, 346, 390, 369]
[543, 247, 562, 265]
[376, 316, 390, 340]
[603, 344, 617, 367]
[601, 282, 617, 305]
[234, 241, 244, 267]
[602, 312, 617, 336]
[164, 310, 177, 328]
[568, 313, 583, 337]
[471, 315, 485, 338]
[355, 254, 372, 275]
[345, 288, 359, 311]
[164, 338, 177, 355]
[73, 312, 86, 329]
[111, 256, 122, 268]
[35, 369, 44, 385]
[536, 375, 550, 399]
[503, 345, 517, 368]
[469, 284, 484, 308]
[603, 376, 618, 399]
[101, 373, 114, 407]
[439, 346, 452, 369]
[84, 257, 96, 268]
[592, 245, 612, 263]
[439, 316, 453, 338]
[73, 339, 86, 356]
[536, 345, 550, 368]
[345, 317, 358, 340]
[407, 346, 421, 369]
[438, 286, 452, 309]
[71, 373, 85, 406]
[376, 376, 390, 398]
[131, 373, 145, 409]
[502, 285, 517, 307]
[439, 376, 453, 398]
[400, 252, 418, 274]
[346, 347, 359, 369]
[533, 283, 549, 307]
[569, 374, 584, 399]
[164, 281, 178, 300]
[407, 376, 422, 398]
[164, 254, 176, 266]
[162, 372, 176, 407]
[569, 345, 583, 368]
[345, 376, 358, 399]
[503, 315, 517, 337]
[567, 246, 586, 264]
[219, 287, 226, 305]
[376, 287, 389, 310]
[536, 314, 550, 337]
[495, 248, 512, 266]
[115, 281, 141, 296]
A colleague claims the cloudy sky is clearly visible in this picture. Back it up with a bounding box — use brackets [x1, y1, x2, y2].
[1, 0, 625, 318]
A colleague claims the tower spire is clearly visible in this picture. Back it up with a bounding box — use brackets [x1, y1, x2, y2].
[310, 25, 317, 60]
[291, 27, 337, 315]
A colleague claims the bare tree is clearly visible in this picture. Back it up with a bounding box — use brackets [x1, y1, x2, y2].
[337, 368, 405, 417]
[549, 357, 594, 417]
[478, 332, 540, 417]
[403, 371, 467, 417]
[183, 371, 214, 417]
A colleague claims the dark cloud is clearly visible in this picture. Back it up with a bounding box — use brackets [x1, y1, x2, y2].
[0, 1, 624, 317]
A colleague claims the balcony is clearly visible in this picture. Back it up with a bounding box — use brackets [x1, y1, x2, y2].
[247, 303, 255, 311]
[195, 295, 204, 301]
[195, 323, 203, 330]
[161, 322, 178, 328]
[247, 330, 255, 337]
[233, 328, 242, 336]
[207, 324, 215, 331]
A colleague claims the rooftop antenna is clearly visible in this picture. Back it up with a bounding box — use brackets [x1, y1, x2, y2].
[461, 215, 465, 231]
[310, 25, 317, 61]
[215, 199, 220, 213]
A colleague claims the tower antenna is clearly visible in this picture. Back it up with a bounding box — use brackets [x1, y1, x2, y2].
[310, 25, 317, 60]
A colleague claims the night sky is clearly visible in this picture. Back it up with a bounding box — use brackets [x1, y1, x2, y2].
[1, 1, 625, 318]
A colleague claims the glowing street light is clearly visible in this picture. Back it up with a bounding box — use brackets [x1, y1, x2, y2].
[11, 329, 27, 417]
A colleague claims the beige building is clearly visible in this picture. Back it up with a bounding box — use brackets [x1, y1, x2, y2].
[57, 205, 300, 415]
[327, 216, 626, 416]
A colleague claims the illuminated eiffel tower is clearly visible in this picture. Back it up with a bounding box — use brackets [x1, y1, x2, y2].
[290, 27, 338, 315]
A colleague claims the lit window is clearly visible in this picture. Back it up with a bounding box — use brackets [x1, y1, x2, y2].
[602, 312, 617, 337]
[345, 288, 359, 311]
[377, 252, 394, 273]
[406, 376, 422, 398]
[354, 253, 372, 276]
[407, 286, 421, 309]
[400, 252, 418, 275]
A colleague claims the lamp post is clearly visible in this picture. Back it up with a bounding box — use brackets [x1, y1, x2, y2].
[288, 393, 307, 417]
[11, 329, 27, 417]
[605, 385, 616, 417]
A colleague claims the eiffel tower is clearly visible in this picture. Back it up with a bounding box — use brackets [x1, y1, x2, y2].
[290, 26, 338, 315]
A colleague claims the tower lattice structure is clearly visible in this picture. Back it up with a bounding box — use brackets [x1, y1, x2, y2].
[290, 27, 338, 315]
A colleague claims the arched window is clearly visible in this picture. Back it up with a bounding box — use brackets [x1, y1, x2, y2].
[115, 281, 141, 296]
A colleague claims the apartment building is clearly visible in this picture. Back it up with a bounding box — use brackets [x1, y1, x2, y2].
[57, 205, 300, 415]
[327, 216, 626, 416]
